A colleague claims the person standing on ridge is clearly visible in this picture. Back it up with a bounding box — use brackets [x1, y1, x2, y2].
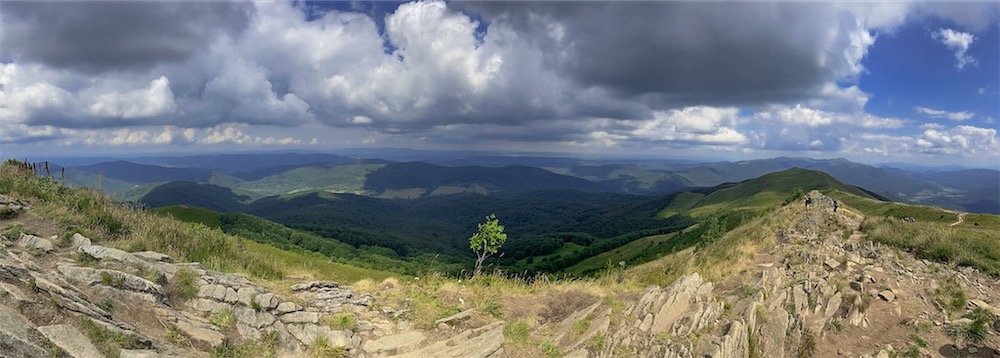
[804, 195, 812, 209]
[832, 199, 839, 213]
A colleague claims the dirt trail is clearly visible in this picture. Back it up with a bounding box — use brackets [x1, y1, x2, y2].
[950, 211, 966, 226]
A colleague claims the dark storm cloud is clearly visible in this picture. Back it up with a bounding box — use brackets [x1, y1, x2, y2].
[459, 2, 868, 109]
[0, 1, 254, 72]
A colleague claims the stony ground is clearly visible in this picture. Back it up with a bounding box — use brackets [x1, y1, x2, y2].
[1, 192, 999, 357]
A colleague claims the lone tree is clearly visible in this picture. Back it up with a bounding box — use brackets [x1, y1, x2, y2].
[469, 213, 507, 277]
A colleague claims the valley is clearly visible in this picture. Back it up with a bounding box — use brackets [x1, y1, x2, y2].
[1, 158, 998, 357]
[25, 153, 998, 280]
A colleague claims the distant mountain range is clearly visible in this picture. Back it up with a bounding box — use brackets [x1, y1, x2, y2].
[46, 153, 999, 214]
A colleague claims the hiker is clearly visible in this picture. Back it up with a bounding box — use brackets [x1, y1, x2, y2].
[832, 199, 838, 213]
[804, 195, 812, 209]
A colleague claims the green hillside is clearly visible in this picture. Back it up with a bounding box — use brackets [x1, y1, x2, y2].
[150, 205, 223, 228]
[0, 160, 397, 284]
[690, 167, 874, 214]
[830, 191, 1000, 276]
[234, 163, 385, 197]
[136, 167, 890, 277]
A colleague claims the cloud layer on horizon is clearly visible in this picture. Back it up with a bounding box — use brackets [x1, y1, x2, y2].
[0, 1, 998, 164]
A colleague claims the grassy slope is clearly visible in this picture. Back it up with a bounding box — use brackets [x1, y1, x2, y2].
[150, 206, 223, 228]
[830, 191, 1000, 276]
[579, 168, 879, 279]
[562, 232, 678, 276]
[0, 161, 396, 285]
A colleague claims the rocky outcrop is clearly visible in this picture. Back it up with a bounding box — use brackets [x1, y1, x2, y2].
[363, 331, 426, 356]
[58, 264, 167, 304]
[0, 194, 29, 220]
[0, 305, 49, 357]
[395, 321, 504, 358]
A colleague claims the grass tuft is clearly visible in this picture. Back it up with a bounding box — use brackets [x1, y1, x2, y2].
[323, 313, 358, 331]
[173, 267, 199, 300]
[210, 307, 236, 328]
[75, 317, 146, 357]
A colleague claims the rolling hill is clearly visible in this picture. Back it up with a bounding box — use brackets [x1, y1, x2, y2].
[76, 160, 213, 183]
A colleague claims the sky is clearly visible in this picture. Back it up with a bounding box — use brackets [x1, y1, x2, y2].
[0, 1, 998, 168]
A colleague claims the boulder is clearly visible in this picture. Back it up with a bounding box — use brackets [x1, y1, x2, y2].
[79, 244, 141, 265]
[237, 287, 256, 306]
[878, 290, 895, 302]
[224, 287, 239, 303]
[36, 324, 104, 358]
[69, 233, 92, 248]
[254, 293, 280, 310]
[279, 311, 320, 324]
[275, 301, 302, 314]
[17, 233, 53, 252]
[235, 306, 277, 329]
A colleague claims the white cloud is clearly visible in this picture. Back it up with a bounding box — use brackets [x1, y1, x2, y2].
[914, 106, 974, 121]
[348, 116, 374, 125]
[920, 123, 945, 130]
[757, 105, 905, 129]
[847, 125, 999, 160]
[86, 76, 175, 119]
[979, 87, 988, 96]
[631, 107, 746, 145]
[933, 28, 977, 70]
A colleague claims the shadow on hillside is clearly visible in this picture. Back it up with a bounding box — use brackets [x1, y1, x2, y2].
[938, 344, 998, 357]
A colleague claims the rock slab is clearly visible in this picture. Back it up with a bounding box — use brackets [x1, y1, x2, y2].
[37, 324, 104, 358]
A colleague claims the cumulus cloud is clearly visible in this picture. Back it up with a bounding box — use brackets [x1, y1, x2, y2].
[86, 76, 176, 119]
[0, 1, 908, 135]
[630, 107, 746, 145]
[916, 125, 998, 155]
[914, 106, 975, 121]
[64, 124, 309, 147]
[0, 1, 997, 164]
[748, 105, 906, 151]
[933, 28, 977, 69]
